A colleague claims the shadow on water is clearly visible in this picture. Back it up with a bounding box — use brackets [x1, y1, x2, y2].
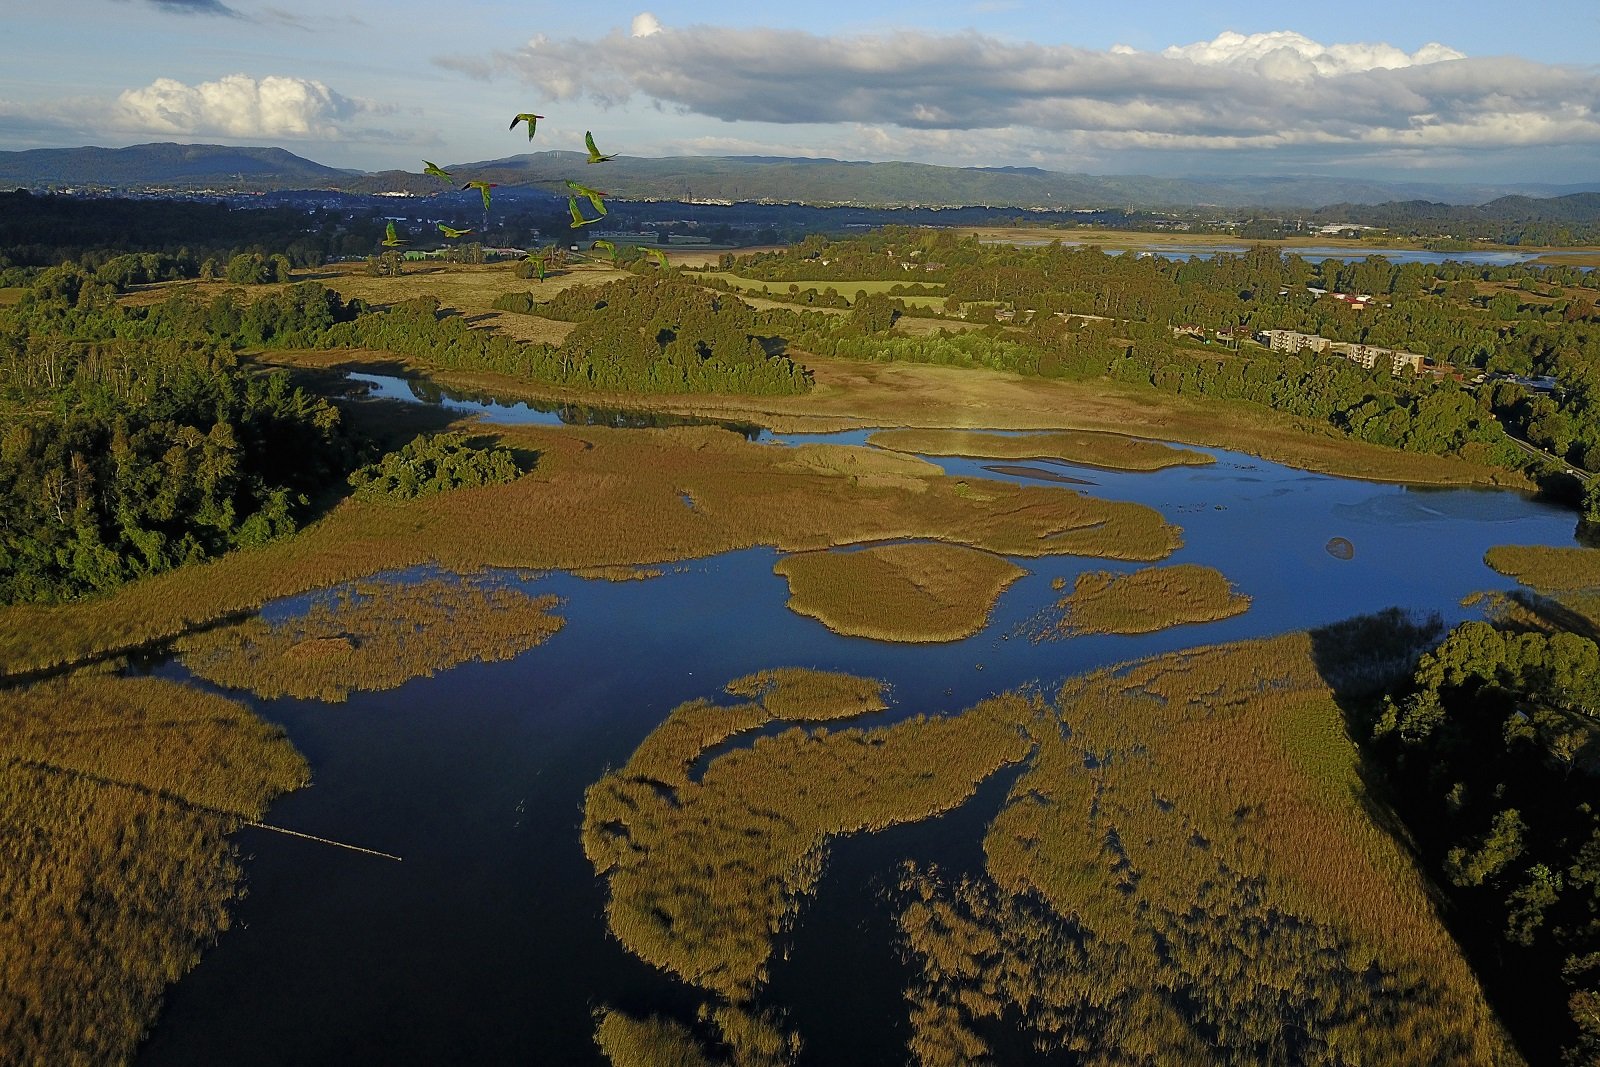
[349, 371, 766, 439]
[766, 761, 1029, 1066]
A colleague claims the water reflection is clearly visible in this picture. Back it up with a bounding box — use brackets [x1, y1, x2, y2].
[348, 372, 767, 440]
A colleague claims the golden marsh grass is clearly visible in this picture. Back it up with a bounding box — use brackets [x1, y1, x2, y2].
[0, 425, 1177, 678]
[583, 669, 1037, 998]
[869, 427, 1215, 471]
[1485, 545, 1600, 630]
[1042, 563, 1250, 637]
[773, 544, 1026, 642]
[959, 632, 1516, 1064]
[0, 675, 306, 1065]
[176, 575, 564, 701]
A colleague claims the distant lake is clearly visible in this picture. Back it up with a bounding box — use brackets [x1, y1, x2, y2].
[136, 399, 1580, 1066]
[979, 238, 1592, 268]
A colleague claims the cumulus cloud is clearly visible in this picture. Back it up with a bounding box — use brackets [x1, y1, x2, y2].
[111, 74, 379, 139]
[1161, 30, 1463, 77]
[443, 23, 1600, 158]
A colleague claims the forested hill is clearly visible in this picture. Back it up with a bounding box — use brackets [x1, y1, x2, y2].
[1313, 192, 1600, 244]
[0, 143, 354, 188]
[4, 141, 1597, 210]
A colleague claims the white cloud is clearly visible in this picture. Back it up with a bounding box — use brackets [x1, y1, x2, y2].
[1159, 30, 1464, 78]
[442, 23, 1600, 161]
[112, 74, 380, 139]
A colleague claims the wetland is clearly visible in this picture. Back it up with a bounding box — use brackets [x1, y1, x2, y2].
[110, 402, 1585, 1066]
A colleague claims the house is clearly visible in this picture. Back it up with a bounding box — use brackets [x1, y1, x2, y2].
[1258, 330, 1332, 355]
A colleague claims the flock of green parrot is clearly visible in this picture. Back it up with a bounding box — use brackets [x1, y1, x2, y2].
[388, 116, 652, 276]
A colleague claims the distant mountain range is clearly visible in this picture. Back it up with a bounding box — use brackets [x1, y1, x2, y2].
[3, 141, 1598, 213]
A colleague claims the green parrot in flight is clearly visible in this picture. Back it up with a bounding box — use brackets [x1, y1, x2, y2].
[509, 113, 545, 140]
[422, 160, 452, 182]
[584, 131, 616, 163]
[645, 247, 669, 268]
[381, 221, 407, 247]
[437, 224, 473, 238]
[523, 251, 548, 282]
[568, 197, 600, 228]
[591, 239, 618, 263]
[462, 181, 498, 212]
[564, 179, 608, 216]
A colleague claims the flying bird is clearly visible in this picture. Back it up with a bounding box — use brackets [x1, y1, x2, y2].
[438, 223, 473, 238]
[509, 113, 544, 140]
[644, 247, 669, 268]
[381, 221, 406, 247]
[584, 131, 616, 163]
[591, 239, 617, 262]
[523, 251, 548, 281]
[568, 197, 600, 228]
[564, 179, 608, 216]
[463, 180, 498, 212]
[422, 160, 452, 182]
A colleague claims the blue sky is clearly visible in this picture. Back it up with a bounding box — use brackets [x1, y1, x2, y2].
[2, 0, 1598, 182]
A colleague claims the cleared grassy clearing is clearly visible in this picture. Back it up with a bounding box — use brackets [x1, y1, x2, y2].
[0, 675, 306, 1065]
[1042, 563, 1250, 637]
[697, 272, 945, 303]
[177, 575, 564, 701]
[893, 631, 1516, 1065]
[0, 287, 24, 306]
[582, 669, 1038, 999]
[869, 427, 1214, 471]
[773, 543, 1026, 642]
[0, 424, 1177, 678]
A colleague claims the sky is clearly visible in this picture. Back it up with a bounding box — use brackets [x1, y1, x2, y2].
[1, 0, 1599, 183]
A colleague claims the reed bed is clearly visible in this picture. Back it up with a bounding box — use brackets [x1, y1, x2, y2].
[0, 675, 306, 1065]
[0, 425, 1178, 679]
[583, 670, 1038, 999]
[868, 428, 1215, 471]
[772, 544, 1026, 642]
[1041, 563, 1250, 637]
[593, 1004, 797, 1067]
[930, 632, 1518, 1065]
[1485, 545, 1600, 630]
[176, 575, 563, 702]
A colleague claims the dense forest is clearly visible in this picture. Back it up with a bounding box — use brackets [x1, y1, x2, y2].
[716, 230, 1600, 487]
[1362, 618, 1600, 1063]
[0, 265, 355, 603]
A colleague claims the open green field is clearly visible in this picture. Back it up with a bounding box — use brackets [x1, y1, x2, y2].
[696, 271, 945, 304]
[0, 286, 24, 306]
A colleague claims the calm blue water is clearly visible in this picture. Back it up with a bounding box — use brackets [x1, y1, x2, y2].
[979, 238, 1592, 269]
[135, 397, 1579, 1066]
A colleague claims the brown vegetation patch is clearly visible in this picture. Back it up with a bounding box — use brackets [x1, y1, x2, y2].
[1485, 545, 1600, 630]
[0, 425, 1177, 678]
[0, 675, 306, 1065]
[893, 633, 1517, 1065]
[773, 543, 1026, 642]
[177, 575, 563, 702]
[1041, 563, 1250, 638]
[870, 427, 1214, 471]
[569, 565, 664, 582]
[582, 670, 1037, 998]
